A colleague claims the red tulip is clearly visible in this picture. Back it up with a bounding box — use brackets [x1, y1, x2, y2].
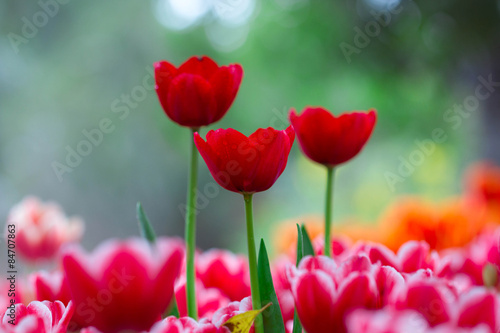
[62, 237, 184, 333]
[289, 107, 376, 167]
[194, 126, 295, 194]
[154, 56, 243, 128]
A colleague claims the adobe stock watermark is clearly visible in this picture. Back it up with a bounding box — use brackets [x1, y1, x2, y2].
[8, 0, 72, 54]
[340, 1, 403, 64]
[178, 106, 291, 219]
[384, 74, 500, 192]
[51, 66, 157, 182]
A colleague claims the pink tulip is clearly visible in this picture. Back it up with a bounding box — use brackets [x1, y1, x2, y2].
[4, 197, 84, 262]
[455, 288, 499, 332]
[196, 250, 251, 301]
[62, 237, 184, 333]
[83, 316, 231, 333]
[287, 255, 380, 333]
[153, 317, 227, 333]
[1, 301, 74, 333]
[393, 276, 456, 327]
[211, 297, 253, 333]
[348, 241, 436, 273]
[148, 316, 230, 333]
[271, 255, 295, 323]
[30, 270, 72, 305]
[175, 279, 230, 319]
[436, 228, 500, 286]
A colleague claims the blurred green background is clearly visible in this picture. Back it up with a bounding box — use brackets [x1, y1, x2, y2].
[1, 0, 499, 253]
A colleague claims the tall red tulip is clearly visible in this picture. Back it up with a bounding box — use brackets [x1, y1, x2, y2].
[289, 107, 377, 167]
[195, 126, 295, 333]
[289, 107, 377, 257]
[154, 56, 243, 128]
[154, 55, 243, 320]
[194, 126, 295, 194]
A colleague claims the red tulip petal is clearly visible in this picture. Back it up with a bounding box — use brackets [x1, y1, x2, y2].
[210, 128, 260, 193]
[375, 266, 405, 306]
[25, 301, 52, 332]
[336, 255, 372, 282]
[245, 127, 294, 192]
[335, 273, 379, 330]
[245, 128, 282, 192]
[55, 301, 74, 333]
[399, 284, 451, 326]
[154, 61, 177, 89]
[166, 74, 217, 127]
[291, 107, 336, 165]
[197, 249, 251, 301]
[195, 130, 246, 193]
[457, 289, 497, 331]
[367, 243, 400, 270]
[62, 238, 182, 333]
[298, 255, 338, 272]
[210, 64, 243, 121]
[178, 56, 219, 80]
[398, 241, 430, 273]
[154, 61, 177, 116]
[293, 271, 336, 333]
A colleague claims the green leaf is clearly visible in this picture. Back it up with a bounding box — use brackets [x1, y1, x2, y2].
[292, 309, 302, 333]
[296, 224, 303, 266]
[223, 303, 271, 333]
[301, 224, 315, 257]
[164, 296, 180, 318]
[136, 202, 156, 244]
[257, 239, 286, 333]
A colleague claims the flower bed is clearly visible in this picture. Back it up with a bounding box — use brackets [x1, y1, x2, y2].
[2, 56, 499, 333]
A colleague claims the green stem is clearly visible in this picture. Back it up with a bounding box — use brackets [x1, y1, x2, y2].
[185, 127, 199, 320]
[324, 167, 335, 258]
[243, 194, 263, 333]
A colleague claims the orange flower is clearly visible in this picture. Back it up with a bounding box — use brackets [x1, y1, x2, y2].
[379, 196, 488, 251]
[465, 162, 500, 210]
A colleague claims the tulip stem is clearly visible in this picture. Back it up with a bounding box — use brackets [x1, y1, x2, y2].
[185, 127, 199, 320]
[243, 193, 263, 333]
[324, 167, 335, 257]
